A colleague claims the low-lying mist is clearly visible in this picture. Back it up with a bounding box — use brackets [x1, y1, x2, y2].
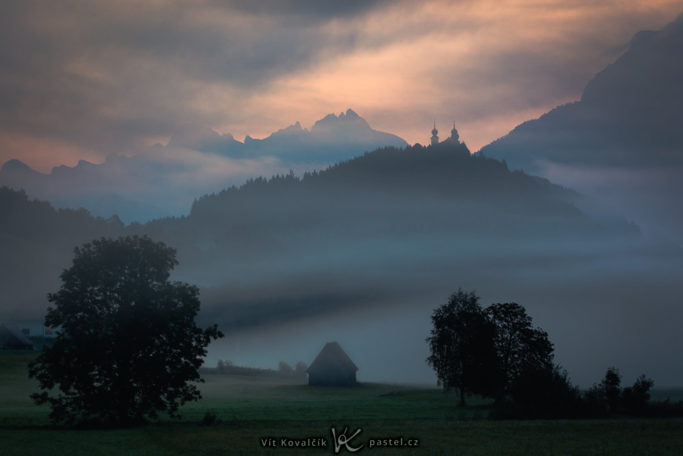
[2, 143, 682, 388]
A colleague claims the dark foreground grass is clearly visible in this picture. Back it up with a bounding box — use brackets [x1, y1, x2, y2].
[2, 351, 683, 455]
[4, 418, 683, 455]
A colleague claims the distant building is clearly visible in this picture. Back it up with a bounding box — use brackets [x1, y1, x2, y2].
[0, 324, 34, 350]
[447, 122, 460, 144]
[307, 342, 358, 386]
[430, 121, 439, 146]
[431, 121, 461, 146]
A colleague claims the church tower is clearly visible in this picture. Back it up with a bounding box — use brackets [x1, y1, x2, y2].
[430, 121, 439, 146]
[449, 122, 460, 143]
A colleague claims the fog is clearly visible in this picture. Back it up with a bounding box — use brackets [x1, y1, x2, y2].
[3, 142, 682, 388]
[0, 110, 405, 223]
[201, 238, 683, 388]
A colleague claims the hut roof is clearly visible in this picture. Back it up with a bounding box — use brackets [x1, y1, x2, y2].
[307, 342, 358, 374]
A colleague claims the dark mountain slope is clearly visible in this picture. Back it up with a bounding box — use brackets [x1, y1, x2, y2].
[128, 142, 645, 329]
[0, 187, 124, 318]
[3, 143, 682, 385]
[2, 142, 642, 322]
[479, 14, 683, 240]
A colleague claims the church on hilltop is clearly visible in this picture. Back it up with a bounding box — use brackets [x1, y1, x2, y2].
[430, 122, 461, 146]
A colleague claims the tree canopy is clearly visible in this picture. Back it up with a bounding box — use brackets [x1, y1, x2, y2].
[486, 302, 554, 395]
[427, 290, 665, 419]
[427, 292, 555, 405]
[28, 236, 223, 426]
[426, 289, 499, 404]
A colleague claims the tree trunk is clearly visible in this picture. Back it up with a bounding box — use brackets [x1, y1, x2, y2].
[459, 387, 466, 406]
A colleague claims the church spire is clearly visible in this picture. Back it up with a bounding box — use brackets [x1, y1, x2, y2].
[430, 121, 439, 146]
[449, 122, 460, 143]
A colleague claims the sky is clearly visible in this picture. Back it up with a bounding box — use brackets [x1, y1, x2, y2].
[1, 0, 682, 173]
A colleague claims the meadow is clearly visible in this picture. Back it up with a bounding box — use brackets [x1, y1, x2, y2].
[1, 351, 683, 455]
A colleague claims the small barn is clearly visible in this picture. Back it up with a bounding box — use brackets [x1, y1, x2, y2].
[307, 342, 358, 386]
[0, 324, 34, 350]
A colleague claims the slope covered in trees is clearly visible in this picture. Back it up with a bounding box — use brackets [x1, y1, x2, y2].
[131, 142, 646, 330]
[0, 187, 124, 318]
[1, 142, 644, 323]
[3, 142, 682, 386]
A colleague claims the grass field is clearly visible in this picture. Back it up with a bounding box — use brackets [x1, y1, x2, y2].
[2, 351, 683, 455]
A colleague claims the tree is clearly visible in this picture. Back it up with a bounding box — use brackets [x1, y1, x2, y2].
[601, 367, 622, 413]
[485, 303, 554, 396]
[622, 374, 654, 414]
[28, 236, 223, 426]
[278, 361, 294, 377]
[500, 364, 581, 419]
[426, 289, 499, 405]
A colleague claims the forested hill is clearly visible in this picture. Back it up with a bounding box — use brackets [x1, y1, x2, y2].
[0, 187, 125, 319]
[2, 142, 644, 327]
[0, 187, 124, 242]
[136, 142, 643, 330]
[189, 142, 579, 222]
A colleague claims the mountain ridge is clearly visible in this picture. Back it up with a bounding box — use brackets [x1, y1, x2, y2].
[478, 13, 683, 241]
[0, 109, 407, 223]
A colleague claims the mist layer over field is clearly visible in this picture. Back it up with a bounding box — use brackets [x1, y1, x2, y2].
[4, 142, 681, 387]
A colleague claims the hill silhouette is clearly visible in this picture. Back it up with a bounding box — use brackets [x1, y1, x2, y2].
[0, 110, 406, 223]
[479, 13, 683, 241]
[7, 141, 647, 321]
[4, 142, 683, 385]
[0, 187, 124, 317]
[2, 141, 637, 321]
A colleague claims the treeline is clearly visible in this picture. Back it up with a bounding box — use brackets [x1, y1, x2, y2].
[427, 289, 683, 419]
[0, 187, 124, 241]
[494, 365, 683, 419]
[200, 360, 308, 380]
[0, 187, 126, 317]
[190, 143, 581, 221]
[2, 140, 642, 327]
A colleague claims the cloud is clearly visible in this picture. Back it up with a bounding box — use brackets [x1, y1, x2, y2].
[0, 0, 369, 170]
[223, 0, 392, 20]
[231, 0, 683, 151]
[1, 0, 682, 172]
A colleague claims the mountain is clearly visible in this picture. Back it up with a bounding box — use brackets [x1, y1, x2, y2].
[191, 109, 407, 163]
[0, 155, 176, 222]
[479, 13, 683, 242]
[0, 109, 407, 223]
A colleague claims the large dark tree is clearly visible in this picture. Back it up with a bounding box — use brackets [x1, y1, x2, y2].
[485, 302, 554, 396]
[28, 236, 223, 426]
[484, 302, 581, 418]
[426, 289, 499, 405]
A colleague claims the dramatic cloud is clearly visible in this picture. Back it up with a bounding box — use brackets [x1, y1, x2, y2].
[225, 0, 392, 19]
[1, 0, 682, 172]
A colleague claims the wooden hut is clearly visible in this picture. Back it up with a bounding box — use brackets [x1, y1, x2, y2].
[307, 342, 358, 386]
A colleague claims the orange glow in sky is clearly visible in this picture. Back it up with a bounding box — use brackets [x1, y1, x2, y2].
[1, 0, 682, 172]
